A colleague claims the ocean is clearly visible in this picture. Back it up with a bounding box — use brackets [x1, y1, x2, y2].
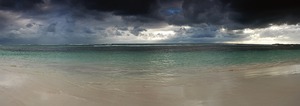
[1, 44, 300, 73]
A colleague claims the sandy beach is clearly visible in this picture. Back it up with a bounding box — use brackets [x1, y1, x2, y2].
[1, 61, 300, 106]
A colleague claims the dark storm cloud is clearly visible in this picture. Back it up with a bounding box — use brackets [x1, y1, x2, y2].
[2, 0, 300, 28]
[0, 0, 159, 16]
[222, 0, 300, 28]
[182, 0, 229, 24]
[169, 0, 300, 28]
[0, 0, 43, 10]
[50, 0, 158, 15]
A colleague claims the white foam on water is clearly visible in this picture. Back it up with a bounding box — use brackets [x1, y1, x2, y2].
[245, 64, 300, 78]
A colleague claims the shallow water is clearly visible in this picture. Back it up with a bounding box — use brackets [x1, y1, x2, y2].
[1, 44, 300, 73]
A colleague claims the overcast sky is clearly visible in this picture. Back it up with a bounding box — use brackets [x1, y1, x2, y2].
[0, 0, 299, 44]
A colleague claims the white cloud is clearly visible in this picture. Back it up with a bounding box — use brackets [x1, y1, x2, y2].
[228, 24, 300, 44]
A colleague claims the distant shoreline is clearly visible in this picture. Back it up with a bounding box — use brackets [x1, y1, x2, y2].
[1, 42, 300, 46]
[1, 43, 300, 52]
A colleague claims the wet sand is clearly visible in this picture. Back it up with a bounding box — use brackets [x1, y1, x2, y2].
[1, 63, 300, 106]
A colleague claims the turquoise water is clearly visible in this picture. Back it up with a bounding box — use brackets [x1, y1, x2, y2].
[1, 44, 300, 75]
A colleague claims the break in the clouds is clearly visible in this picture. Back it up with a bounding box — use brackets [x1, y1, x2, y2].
[0, 0, 300, 44]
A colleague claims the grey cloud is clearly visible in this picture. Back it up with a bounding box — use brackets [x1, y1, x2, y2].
[182, 0, 228, 24]
[83, 27, 95, 34]
[165, 24, 248, 43]
[47, 23, 56, 32]
[26, 23, 33, 28]
[130, 26, 147, 36]
[0, 14, 8, 30]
